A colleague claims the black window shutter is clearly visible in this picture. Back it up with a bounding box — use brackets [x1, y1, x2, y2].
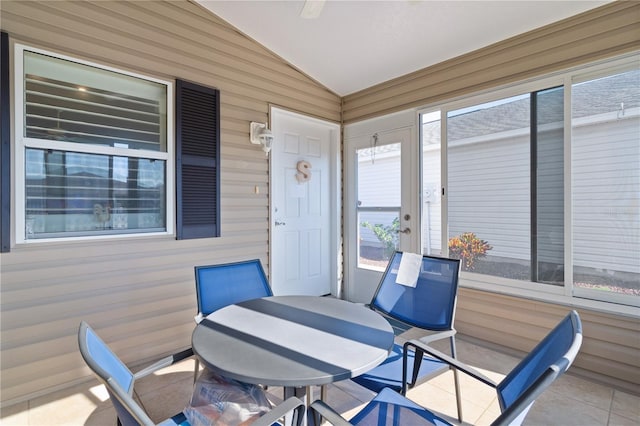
[1, 32, 10, 252]
[175, 80, 220, 239]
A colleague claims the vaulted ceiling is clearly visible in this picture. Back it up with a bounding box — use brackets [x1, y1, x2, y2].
[196, 1, 611, 96]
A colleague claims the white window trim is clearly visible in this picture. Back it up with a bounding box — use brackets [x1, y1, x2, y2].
[461, 276, 640, 318]
[14, 43, 175, 244]
[416, 52, 640, 312]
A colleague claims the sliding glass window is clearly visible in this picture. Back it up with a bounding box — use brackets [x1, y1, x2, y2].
[446, 88, 563, 284]
[420, 53, 638, 306]
[571, 67, 639, 300]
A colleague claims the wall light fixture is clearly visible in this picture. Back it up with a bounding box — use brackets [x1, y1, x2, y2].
[250, 122, 274, 156]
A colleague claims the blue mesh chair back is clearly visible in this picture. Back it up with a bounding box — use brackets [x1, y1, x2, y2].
[495, 311, 583, 425]
[313, 311, 583, 426]
[352, 251, 463, 421]
[371, 251, 460, 330]
[349, 387, 451, 425]
[195, 259, 272, 317]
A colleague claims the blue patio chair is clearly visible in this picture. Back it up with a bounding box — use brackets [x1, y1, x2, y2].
[312, 310, 583, 426]
[78, 321, 305, 426]
[193, 259, 272, 380]
[351, 251, 463, 421]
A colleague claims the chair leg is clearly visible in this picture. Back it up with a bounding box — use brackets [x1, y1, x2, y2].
[450, 337, 463, 423]
[411, 349, 423, 388]
[193, 358, 200, 383]
[305, 385, 327, 405]
[452, 368, 463, 422]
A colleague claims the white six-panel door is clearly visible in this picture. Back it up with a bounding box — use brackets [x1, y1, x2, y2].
[270, 108, 340, 296]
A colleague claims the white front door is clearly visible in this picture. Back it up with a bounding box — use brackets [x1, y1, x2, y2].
[270, 108, 340, 296]
[344, 123, 420, 303]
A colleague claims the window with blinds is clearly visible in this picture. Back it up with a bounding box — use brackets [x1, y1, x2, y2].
[19, 48, 170, 240]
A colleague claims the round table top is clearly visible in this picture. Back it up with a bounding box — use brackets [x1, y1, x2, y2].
[192, 295, 394, 387]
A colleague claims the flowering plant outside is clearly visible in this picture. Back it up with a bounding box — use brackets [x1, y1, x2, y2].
[448, 232, 492, 271]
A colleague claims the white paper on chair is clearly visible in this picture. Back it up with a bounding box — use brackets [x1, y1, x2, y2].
[396, 252, 422, 287]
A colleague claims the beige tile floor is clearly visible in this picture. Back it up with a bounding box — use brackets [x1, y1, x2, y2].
[1, 332, 638, 426]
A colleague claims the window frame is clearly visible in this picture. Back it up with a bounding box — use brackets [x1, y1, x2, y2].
[14, 44, 175, 244]
[417, 52, 639, 308]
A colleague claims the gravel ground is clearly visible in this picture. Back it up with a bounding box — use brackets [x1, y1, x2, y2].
[359, 247, 639, 296]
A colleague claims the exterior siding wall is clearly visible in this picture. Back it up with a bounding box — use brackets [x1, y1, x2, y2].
[448, 132, 531, 260]
[536, 127, 565, 266]
[573, 115, 640, 272]
[422, 145, 442, 255]
[0, 0, 340, 405]
[357, 151, 401, 250]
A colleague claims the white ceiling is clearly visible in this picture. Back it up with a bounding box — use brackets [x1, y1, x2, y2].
[197, 0, 611, 96]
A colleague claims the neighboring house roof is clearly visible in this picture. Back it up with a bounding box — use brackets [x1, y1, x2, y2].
[358, 70, 639, 158]
[422, 70, 639, 141]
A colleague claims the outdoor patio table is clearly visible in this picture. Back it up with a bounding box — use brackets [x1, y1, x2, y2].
[191, 295, 394, 404]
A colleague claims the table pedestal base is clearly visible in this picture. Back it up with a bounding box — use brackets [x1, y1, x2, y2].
[283, 385, 327, 425]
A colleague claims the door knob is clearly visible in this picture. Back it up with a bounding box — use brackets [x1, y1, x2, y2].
[399, 228, 411, 234]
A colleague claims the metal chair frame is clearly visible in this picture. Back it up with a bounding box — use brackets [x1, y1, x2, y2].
[352, 251, 463, 421]
[312, 310, 583, 426]
[78, 321, 304, 426]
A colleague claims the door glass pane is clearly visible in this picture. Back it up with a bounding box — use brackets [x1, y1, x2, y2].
[572, 68, 640, 297]
[421, 111, 442, 256]
[357, 142, 401, 270]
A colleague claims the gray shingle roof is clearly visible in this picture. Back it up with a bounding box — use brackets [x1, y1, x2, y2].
[424, 69, 639, 141]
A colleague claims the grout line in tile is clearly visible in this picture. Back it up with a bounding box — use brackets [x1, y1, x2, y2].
[606, 390, 615, 425]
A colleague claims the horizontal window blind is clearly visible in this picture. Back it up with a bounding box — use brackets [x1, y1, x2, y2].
[25, 148, 166, 238]
[24, 51, 166, 151]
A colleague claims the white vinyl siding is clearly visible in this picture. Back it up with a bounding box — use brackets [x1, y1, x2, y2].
[536, 126, 564, 266]
[356, 153, 401, 208]
[357, 148, 401, 258]
[448, 131, 531, 261]
[422, 145, 442, 254]
[573, 114, 640, 273]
